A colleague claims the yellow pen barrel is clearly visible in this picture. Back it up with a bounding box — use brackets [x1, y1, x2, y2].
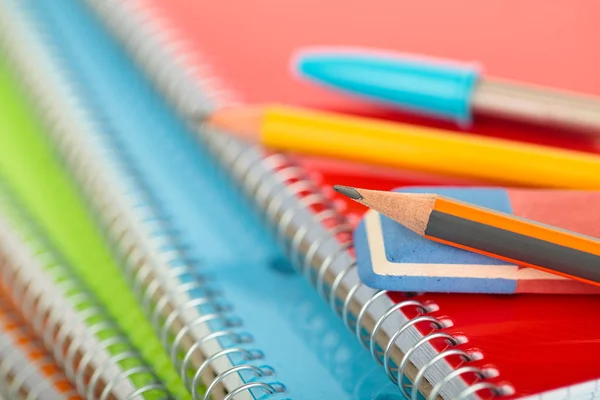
[262, 106, 600, 189]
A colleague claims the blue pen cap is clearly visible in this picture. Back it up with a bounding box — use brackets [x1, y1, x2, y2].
[293, 48, 482, 125]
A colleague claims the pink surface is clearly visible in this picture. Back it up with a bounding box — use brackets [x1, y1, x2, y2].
[150, 0, 600, 104]
[508, 189, 600, 238]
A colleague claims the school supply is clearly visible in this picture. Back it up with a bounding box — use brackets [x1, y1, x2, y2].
[295, 48, 600, 134]
[8, 1, 401, 399]
[0, 299, 80, 400]
[352, 187, 600, 294]
[85, 0, 600, 398]
[0, 6, 191, 397]
[337, 185, 600, 288]
[0, 177, 168, 399]
[207, 104, 600, 189]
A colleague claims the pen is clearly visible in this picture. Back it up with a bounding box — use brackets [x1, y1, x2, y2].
[294, 48, 600, 135]
[204, 104, 600, 189]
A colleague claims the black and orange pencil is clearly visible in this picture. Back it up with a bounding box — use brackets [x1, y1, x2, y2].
[333, 185, 600, 287]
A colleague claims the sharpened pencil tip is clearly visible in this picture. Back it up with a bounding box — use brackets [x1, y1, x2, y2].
[333, 185, 363, 200]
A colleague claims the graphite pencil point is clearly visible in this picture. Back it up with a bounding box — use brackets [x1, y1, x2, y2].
[333, 185, 363, 200]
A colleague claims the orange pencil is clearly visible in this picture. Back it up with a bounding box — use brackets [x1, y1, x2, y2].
[334, 185, 600, 287]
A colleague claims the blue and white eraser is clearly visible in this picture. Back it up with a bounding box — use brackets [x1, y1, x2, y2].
[293, 47, 481, 125]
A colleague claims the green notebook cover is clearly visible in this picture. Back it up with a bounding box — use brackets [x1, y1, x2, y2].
[0, 55, 191, 398]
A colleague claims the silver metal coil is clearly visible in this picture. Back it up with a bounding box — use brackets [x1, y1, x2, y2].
[317, 241, 353, 298]
[290, 209, 338, 272]
[0, 197, 168, 400]
[302, 224, 354, 283]
[428, 367, 487, 400]
[0, 3, 176, 399]
[190, 348, 263, 399]
[0, 302, 80, 400]
[0, 1, 287, 398]
[328, 262, 354, 313]
[370, 300, 429, 364]
[171, 316, 233, 367]
[355, 290, 390, 347]
[382, 314, 441, 384]
[203, 365, 272, 400]
[398, 333, 460, 398]
[411, 349, 473, 400]
[84, 0, 514, 397]
[223, 383, 279, 400]
[342, 282, 364, 331]
[87, 352, 142, 400]
[10, 357, 55, 399]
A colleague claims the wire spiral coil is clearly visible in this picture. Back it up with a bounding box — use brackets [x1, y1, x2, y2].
[0, 189, 167, 399]
[0, 301, 80, 400]
[0, 1, 286, 399]
[84, 0, 516, 398]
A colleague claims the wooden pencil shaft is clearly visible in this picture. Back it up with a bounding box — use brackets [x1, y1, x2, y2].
[473, 78, 600, 135]
[426, 210, 600, 285]
[434, 196, 600, 255]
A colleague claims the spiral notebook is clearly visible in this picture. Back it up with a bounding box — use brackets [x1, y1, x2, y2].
[0, 177, 168, 399]
[0, 11, 195, 399]
[83, 0, 600, 399]
[0, 299, 80, 400]
[5, 1, 401, 399]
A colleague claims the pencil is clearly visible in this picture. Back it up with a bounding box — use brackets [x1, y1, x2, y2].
[333, 185, 600, 287]
[204, 104, 600, 189]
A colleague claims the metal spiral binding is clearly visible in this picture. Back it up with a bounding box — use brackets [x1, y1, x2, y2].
[203, 365, 273, 400]
[428, 367, 488, 400]
[0, 1, 286, 399]
[83, 0, 516, 398]
[0, 301, 80, 400]
[0, 200, 168, 400]
[0, 5, 177, 400]
[412, 350, 473, 400]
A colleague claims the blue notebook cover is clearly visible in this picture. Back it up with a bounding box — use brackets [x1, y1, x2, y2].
[24, 1, 403, 398]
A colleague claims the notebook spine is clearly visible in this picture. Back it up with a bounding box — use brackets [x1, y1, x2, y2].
[84, 0, 514, 399]
[0, 300, 80, 400]
[0, 1, 286, 399]
[0, 5, 173, 400]
[0, 190, 168, 399]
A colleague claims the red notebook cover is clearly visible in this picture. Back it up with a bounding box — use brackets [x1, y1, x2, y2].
[117, 1, 600, 398]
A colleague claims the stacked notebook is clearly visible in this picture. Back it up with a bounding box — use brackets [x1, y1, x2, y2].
[0, 0, 599, 399]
